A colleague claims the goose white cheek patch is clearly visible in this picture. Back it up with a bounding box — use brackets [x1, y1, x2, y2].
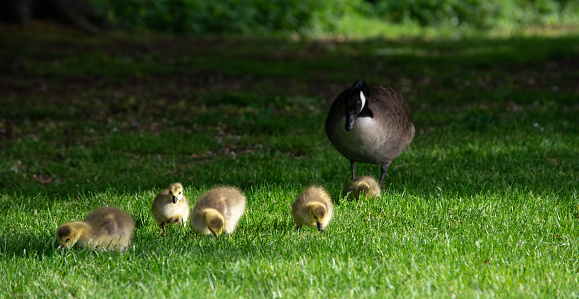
[359, 90, 366, 111]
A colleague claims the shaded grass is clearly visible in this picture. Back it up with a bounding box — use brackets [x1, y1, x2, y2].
[0, 24, 578, 297]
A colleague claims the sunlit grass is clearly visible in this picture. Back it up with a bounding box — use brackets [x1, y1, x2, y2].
[0, 25, 578, 297]
[322, 15, 579, 40]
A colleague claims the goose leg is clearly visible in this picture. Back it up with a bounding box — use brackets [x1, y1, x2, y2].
[379, 162, 390, 185]
[350, 160, 356, 179]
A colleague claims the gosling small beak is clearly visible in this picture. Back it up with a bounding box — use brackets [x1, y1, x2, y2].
[211, 228, 223, 238]
[317, 222, 324, 232]
[345, 112, 355, 131]
[172, 196, 178, 204]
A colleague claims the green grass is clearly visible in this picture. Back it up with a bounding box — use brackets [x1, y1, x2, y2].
[328, 14, 579, 40]
[1, 23, 579, 297]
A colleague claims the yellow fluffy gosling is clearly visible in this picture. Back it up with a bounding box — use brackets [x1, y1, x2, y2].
[292, 186, 334, 232]
[341, 176, 381, 200]
[152, 182, 190, 233]
[56, 206, 134, 250]
[192, 186, 246, 237]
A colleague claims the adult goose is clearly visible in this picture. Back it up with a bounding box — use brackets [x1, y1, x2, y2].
[325, 80, 414, 185]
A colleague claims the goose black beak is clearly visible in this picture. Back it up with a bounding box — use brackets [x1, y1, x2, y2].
[172, 196, 178, 204]
[317, 222, 324, 232]
[346, 112, 355, 131]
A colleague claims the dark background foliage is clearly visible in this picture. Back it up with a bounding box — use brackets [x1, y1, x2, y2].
[88, 0, 579, 35]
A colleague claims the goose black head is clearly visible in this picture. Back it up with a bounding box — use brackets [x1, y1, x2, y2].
[345, 80, 371, 131]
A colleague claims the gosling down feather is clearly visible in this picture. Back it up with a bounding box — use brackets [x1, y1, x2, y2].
[192, 186, 246, 237]
[292, 186, 334, 232]
[341, 176, 381, 200]
[152, 182, 190, 233]
[325, 80, 415, 185]
[56, 206, 134, 250]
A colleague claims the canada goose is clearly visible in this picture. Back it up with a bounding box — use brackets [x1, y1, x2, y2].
[326, 80, 415, 185]
[192, 186, 246, 237]
[292, 186, 334, 232]
[342, 176, 381, 200]
[151, 183, 190, 233]
[56, 207, 134, 250]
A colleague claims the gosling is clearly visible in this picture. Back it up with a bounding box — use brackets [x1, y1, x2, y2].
[341, 176, 381, 200]
[292, 186, 334, 232]
[152, 182, 190, 233]
[56, 206, 134, 250]
[192, 186, 246, 237]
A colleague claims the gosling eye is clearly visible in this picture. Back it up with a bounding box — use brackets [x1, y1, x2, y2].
[179, 191, 182, 195]
[65, 238, 70, 242]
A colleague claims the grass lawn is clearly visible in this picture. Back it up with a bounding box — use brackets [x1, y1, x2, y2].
[1, 23, 578, 297]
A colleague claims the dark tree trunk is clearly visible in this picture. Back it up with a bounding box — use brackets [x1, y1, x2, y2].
[0, 0, 107, 33]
